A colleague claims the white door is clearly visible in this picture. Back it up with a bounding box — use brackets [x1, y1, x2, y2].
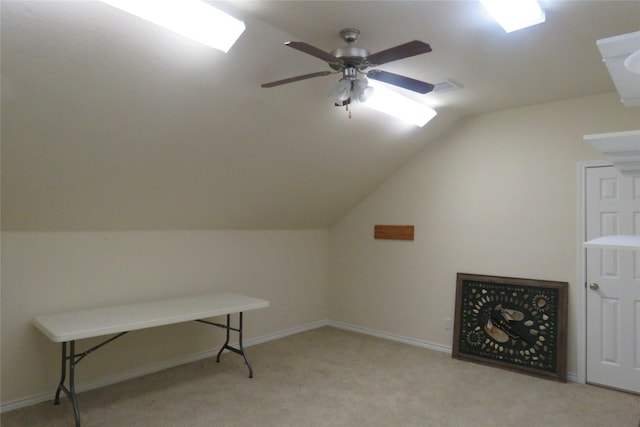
[585, 165, 640, 393]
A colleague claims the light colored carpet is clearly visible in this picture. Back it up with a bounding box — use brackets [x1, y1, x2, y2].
[2, 327, 639, 426]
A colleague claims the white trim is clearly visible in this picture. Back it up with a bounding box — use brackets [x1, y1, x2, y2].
[327, 320, 452, 353]
[576, 160, 614, 385]
[327, 320, 577, 381]
[244, 319, 330, 346]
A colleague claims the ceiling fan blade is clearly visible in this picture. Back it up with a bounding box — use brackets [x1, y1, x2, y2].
[366, 40, 432, 66]
[285, 41, 340, 64]
[367, 70, 434, 94]
[261, 71, 332, 88]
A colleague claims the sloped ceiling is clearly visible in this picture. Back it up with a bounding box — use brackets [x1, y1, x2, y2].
[2, 1, 639, 231]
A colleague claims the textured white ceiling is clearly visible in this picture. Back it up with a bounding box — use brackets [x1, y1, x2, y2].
[2, 1, 639, 231]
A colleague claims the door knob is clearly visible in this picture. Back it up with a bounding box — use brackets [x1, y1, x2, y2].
[589, 282, 599, 290]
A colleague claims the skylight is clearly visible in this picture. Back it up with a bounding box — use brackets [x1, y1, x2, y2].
[101, 0, 245, 53]
[480, 0, 545, 33]
[364, 81, 437, 127]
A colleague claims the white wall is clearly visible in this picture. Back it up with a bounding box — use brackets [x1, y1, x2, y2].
[328, 92, 639, 377]
[1, 230, 328, 404]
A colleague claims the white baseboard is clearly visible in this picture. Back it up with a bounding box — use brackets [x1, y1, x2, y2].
[1, 319, 577, 413]
[327, 320, 453, 353]
[326, 321, 578, 381]
[245, 319, 330, 346]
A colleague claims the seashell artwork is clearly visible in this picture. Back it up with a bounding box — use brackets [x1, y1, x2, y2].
[453, 273, 568, 382]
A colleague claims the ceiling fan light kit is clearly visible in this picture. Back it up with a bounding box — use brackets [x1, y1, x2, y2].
[262, 28, 437, 126]
[352, 78, 374, 102]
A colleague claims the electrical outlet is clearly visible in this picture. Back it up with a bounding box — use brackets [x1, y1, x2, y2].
[445, 318, 452, 330]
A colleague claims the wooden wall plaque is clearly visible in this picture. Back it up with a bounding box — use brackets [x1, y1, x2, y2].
[374, 225, 414, 241]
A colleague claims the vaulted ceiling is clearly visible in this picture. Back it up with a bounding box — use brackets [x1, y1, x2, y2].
[2, 1, 638, 231]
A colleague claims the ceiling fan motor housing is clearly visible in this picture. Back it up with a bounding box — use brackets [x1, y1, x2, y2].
[330, 28, 370, 71]
[329, 46, 371, 71]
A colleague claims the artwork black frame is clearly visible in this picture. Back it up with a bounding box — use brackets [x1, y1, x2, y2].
[453, 273, 568, 382]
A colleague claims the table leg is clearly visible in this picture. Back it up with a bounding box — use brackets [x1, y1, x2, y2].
[51, 333, 127, 426]
[215, 314, 231, 363]
[54, 341, 67, 405]
[214, 312, 253, 378]
[53, 341, 81, 427]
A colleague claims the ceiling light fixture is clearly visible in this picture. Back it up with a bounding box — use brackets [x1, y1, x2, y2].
[330, 67, 435, 127]
[480, 0, 545, 33]
[100, 0, 245, 52]
[332, 78, 353, 103]
[352, 78, 374, 103]
[331, 74, 374, 105]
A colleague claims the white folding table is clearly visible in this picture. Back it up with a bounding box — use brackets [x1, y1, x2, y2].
[33, 292, 269, 427]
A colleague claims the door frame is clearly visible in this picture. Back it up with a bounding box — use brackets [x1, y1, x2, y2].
[576, 159, 614, 384]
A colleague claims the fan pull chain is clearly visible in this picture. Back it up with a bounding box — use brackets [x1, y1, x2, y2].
[346, 103, 351, 119]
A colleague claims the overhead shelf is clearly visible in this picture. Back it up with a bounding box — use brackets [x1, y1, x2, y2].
[596, 31, 640, 106]
[583, 235, 640, 250]
[584, 130, 640, 176]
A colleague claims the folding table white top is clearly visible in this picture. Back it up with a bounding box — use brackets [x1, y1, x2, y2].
[34, 292, 269, 342]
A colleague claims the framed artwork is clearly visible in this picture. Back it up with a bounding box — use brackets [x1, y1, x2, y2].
[453, 273, 568, 382]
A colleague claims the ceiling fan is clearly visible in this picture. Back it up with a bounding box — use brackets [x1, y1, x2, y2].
[261, 28, 434, 105]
